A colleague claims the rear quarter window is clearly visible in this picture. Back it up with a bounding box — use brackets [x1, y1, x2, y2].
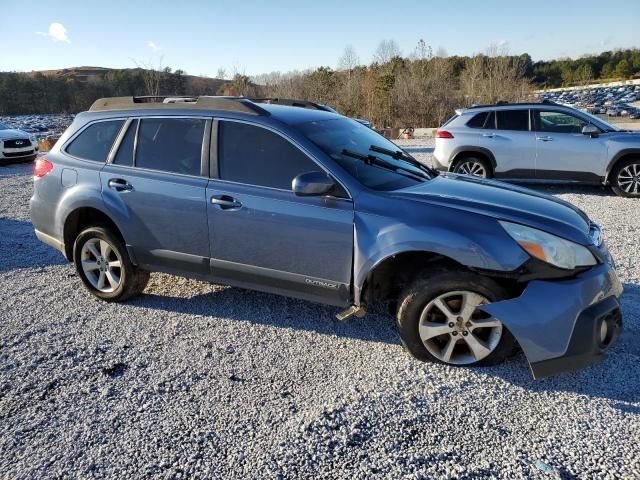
[66, 120, 124, 162]
[466, 112, 490, 128]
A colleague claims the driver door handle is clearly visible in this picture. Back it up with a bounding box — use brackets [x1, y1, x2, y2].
[482, 133, 495, 138]
[536, 136, 553, 142]
[211, 195, 242, 210]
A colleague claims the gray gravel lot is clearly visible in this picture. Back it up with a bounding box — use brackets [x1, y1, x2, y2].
[1, 142, 639, 479]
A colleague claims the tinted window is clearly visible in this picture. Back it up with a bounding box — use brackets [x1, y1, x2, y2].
[136, 118, 205, 176]
[66, 120, 124, 161]
[219, 121, 319, 190]
[113, 120, 137, 166]
[496, 110, 529, 131]
[533, 110, 588, 134]
[466, 112, 489, 128]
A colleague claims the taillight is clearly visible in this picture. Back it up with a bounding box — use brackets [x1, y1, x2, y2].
[34, 157, 53, 178]
[436, 130, 454, 139]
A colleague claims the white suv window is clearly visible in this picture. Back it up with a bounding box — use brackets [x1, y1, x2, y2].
[533, 110, 589, 134]
[495, 110, 529, 131]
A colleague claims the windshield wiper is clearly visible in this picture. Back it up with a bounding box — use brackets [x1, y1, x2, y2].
[341, 149, 427, 182]
[369, 145, 438, 177]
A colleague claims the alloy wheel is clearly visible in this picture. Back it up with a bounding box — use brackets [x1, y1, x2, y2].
[80, 238, 122, 293]
[455, 160, 487, 178]
[418, 290, 503, 365]
[617, 163, 640, 195]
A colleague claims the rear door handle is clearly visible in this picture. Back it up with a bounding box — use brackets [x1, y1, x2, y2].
[536, 136, 553, 142]
[482, 133, 495, 138]
[211, 195, 242, 210]
[108, 178, 133, 192]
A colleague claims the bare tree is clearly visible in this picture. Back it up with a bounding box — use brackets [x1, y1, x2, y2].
[133, 57, 164, 97]
[216, 68, 227, 80]
[338, 45, 360, 71]
[372, 39, 401, 64]
[460, 44, 531, 105]
[413, 39, 433, 61]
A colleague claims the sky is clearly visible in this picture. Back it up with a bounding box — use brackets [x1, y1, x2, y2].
[3, 0, 639, 78]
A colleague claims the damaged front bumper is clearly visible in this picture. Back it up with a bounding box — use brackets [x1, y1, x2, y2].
[480, 262, 623, 379]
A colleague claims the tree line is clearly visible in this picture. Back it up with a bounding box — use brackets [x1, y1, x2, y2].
[1, 44, 638, 128]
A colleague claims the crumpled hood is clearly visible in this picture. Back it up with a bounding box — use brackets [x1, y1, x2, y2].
[393, 173, 592, 245]
[0, 129, 31, 140]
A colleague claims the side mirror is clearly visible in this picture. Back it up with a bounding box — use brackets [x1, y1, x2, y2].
[582, 125, 599, 137]
[292, 171, 336, 196]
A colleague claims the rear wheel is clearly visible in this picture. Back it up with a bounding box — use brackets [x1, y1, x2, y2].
[452, 156, 492, 178]
[73, 227, 149, 301]
[396, 269, 514, 367]
[611, 158, 640, 197]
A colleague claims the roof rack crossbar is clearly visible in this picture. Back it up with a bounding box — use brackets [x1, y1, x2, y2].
[249, 97, 324, 110]
[88, 96, 270, 115]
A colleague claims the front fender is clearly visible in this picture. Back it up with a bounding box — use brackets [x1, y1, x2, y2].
[352, 208, 529, 305]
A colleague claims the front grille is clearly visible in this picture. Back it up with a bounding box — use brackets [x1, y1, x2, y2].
[4, 150, 34, 158]
[3, 138, 32, 149]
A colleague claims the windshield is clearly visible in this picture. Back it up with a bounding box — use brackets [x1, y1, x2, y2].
[0, 123, 8, 130]
[297, 118, 434, 191]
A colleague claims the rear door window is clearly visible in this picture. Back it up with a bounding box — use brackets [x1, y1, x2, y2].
[112, 120, 137, 166]
[496, 110, 529, 131]
[135, 118, 205, 176]
[66, 120, 124, 162]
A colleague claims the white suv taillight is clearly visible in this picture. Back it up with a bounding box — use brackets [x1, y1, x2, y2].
[436, 130, 454, 139]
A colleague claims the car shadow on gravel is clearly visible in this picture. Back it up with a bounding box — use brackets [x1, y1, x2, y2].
[0, 161, 34, 178]
[0, 217, 67, 273]
[131, 287, 400, 345]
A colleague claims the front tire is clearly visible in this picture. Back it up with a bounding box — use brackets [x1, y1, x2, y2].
[396, 269, 514, 367]
[611, 158, 640, 197]
[73, 227, 149, 302]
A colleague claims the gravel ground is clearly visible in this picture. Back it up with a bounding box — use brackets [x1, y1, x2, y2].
[1, 143, 639, 479]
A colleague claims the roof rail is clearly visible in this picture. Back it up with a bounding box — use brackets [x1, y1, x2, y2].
[250, 97, 326, 110]
[88, 96, 270, 115]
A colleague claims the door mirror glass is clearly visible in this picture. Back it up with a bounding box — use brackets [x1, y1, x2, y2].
[582, 124, 600, 137]
[292, 171, 336, 196]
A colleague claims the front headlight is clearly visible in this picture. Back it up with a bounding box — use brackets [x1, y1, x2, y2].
[500, 221, 597, 270]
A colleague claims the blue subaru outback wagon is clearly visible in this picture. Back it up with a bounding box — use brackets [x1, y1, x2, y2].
[30, 96, 623, 378]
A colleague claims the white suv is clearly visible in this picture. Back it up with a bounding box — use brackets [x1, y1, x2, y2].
[433, 102, 640, 197]
[0, 122, 39, 164]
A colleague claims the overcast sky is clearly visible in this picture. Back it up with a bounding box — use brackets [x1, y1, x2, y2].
[3, 0, 639, 77]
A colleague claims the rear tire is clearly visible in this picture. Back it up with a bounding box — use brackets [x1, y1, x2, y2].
[611, 157, 640, 197]
[396, 269, 514, 367]
[73, 227, 149, 302]
[452, 156, 492, 178]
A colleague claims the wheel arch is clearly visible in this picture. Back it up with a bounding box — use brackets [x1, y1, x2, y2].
[359, 250, 465, 305]
[62, 207, 127, 261]
[450, 147, 497, 172]
[604, 149, 640, 184]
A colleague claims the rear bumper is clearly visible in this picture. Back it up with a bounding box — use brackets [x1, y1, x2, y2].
[34, 229, 65, 255]
[480, 262, 623, 379]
